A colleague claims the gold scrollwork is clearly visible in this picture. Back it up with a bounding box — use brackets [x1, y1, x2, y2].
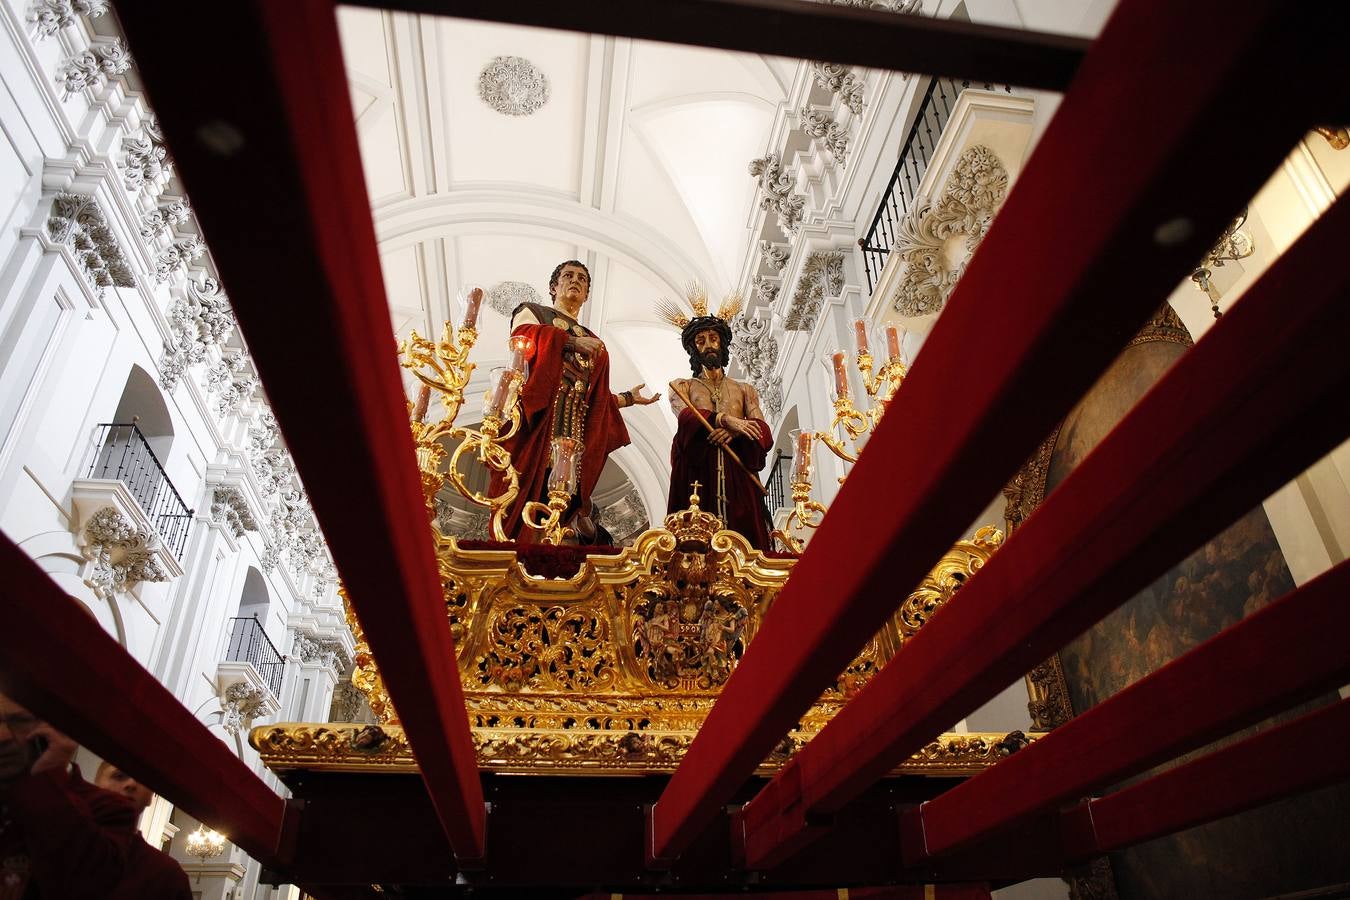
[476, 604, 617, 692]
[330, 506, 1008, 774]
[898, 525, 1004, 642]
[251, 721, 1037, 777]
[400, 322, 522, 540]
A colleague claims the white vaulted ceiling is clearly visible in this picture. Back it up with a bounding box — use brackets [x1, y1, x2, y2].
[337, 8, 796, 514]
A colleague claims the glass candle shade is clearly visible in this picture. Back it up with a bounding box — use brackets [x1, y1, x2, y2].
[509, 333, 532, 376]
[548, 436, 584, 494]
[884, 323, 906, 363]
[459, 285, 485, 331]
[483, 367, 514, 419]
[791, 429, 813, 483]
[853, 318, 871, 356]
[830, 350, 850, 400]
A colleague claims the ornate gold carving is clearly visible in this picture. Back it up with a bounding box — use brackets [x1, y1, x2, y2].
[1315, 125, 1349, 151]
[897, 525, 1003, 642]
[1026, 654, 1073, 731]
[326, 511, 1009, 777]
[251, 722, 1037, 777]
[400, 321, 522, 538]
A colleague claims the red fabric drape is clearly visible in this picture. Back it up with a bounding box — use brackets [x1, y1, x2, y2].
[491, 322, 630, 541]
[667, 407, 772, 551]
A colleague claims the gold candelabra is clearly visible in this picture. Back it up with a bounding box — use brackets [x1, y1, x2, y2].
[398, 287, 526, 540]
[813, 322, 907, 469]
[773, 320, 907, 552]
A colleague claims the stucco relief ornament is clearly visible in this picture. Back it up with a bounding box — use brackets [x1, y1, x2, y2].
[46, 191, 134, 293]
[730, 310, 780, 387]
[27, 0, 108, 39]
[784, 250, 845, 331]
[758, 378, 784, 422]
[210, 486, 257, 539]
[749, 154, 806, 236]
[249, 410, 279, 453]
[221, 682, 267, 737]
[80, 506, 169, 598]
[478, 56, 549, 117]
[890, 144, 1009, 317]
[758, 240, 790, 273]
[751, 275, 781, 307]
[56, 39, 131, 99]
[140, 199, 191, 241]
[486, 280, 542, 317]
[122, 117, 171, 193]
[154, 237, 205, 282]
[811, 62, 865, 116]
[798, 105, 850, 166]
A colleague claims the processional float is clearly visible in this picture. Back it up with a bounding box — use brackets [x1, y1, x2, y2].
[252, 298, 1029, 778]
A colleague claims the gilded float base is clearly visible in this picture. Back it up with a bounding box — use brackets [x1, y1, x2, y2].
[251, 720, 1034, 778]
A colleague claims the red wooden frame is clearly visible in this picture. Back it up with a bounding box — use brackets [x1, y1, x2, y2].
[903, 558, 1350, 861]
[0, 0, 1338, 888]
[731, 185, 1350, 869]
[649, 0, 1341, 866]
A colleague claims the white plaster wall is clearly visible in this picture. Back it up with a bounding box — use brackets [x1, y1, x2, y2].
[0, 4, 351, 897]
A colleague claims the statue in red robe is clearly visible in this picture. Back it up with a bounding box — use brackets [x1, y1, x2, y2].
[665, 308, 773, 551]
[490, 261, 658, 544]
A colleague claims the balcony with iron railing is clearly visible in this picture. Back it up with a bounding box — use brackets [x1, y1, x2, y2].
[86, 421, 193, 559]
[765, 451, 791, 513]
[224, 615, 285, 700]
[858, 77, 1013, 294]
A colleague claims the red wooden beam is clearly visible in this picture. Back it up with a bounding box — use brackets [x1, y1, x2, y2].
[344, 0, 1087, 92]
[112, 0, 486, 861]
[648, 0, 1341, 865]
[1058, 697, 1350, 863]
[731, 184, 1350, 870]
[0, 535, 287, 868]
[905, 557, 1350, 861]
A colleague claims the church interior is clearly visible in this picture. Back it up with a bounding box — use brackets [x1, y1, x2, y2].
[1, 0, 1348, 898]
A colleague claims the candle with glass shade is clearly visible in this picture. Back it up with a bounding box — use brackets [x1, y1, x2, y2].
[771, 428, 829, 553]
[522, 436, 584, 544]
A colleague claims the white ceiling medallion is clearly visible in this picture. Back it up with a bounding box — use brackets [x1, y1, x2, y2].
[478, 56, 549, 117]
[486, 280, 542, 316]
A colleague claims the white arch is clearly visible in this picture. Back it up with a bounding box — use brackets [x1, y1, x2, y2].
[111, 364, 175, 464]
[372, 188, 719, 297]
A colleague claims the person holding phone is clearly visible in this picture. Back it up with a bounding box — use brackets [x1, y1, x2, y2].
[0, 689, 190, 899]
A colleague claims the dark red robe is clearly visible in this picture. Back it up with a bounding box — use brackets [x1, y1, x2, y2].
[667, 406, 773, 551]
[2, 766, 191, 899]
[490, 308, 629, 543]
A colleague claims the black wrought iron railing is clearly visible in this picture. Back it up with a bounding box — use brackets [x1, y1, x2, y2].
[87, 422, 193, 559]
[858, 78, 1013, 293]
[225, 616, 284, 699]
[766, 452, 791, 512]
